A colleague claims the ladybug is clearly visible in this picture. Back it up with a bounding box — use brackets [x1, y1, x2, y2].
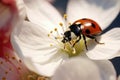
[62, 18, 103, 50]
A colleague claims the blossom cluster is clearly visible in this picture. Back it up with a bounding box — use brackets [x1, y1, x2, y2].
[0, 0, 120, 80]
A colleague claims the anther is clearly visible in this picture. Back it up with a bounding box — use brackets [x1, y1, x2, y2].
[12, 56, 16, 60]
[18, 67, 21, 70]
[37, 76, 47, 80]
[59, 23, 63, 27]
[48, 34, 50, 37]
[50, 44, 53, 47]
[54, 28, 61, 37]
[50, 31, 53, 33]
[0, 61, 3, 64]
[72, 48, 76, 54]
[59, 22, 65, 32]
[54, 28, 57, 31]
[5, 54, 9, 59]
[64, 14, 67, 19]
[19, 60, 22, 63]
[5, 71, 8, 74]
[2, 77, 6, 80]
[68, 22, 72, 26]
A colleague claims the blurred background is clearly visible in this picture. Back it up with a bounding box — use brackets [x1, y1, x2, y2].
[50, 0, 120, 76]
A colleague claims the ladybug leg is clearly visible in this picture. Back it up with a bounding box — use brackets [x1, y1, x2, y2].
[82, 35, 88, 50]
[86, 35, 104, 44]
[72, 36, 81, 47]
[94, 38, 104, 44]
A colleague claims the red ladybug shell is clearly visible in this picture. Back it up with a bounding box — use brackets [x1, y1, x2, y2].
[73, 18, 102, 36]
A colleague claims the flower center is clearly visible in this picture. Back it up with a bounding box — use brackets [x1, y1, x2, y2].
[47, 14, 86, 57]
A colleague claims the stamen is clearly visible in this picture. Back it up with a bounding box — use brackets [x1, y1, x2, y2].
[59, 22, 65, 32]
[68, 22, 72, 26]
[11, 56, 16, 60]
[50, 44, 53, 47]
[48, 31, 54, 38]
[72, 47, 76, 54]
[19, 60, 22, 63]
[63, 14, 68, 30]
[50, 31, 53, 33]
[0, 61, 3, 64]
[63, 43, 70, 52]
[48, 31, 56, 40]
[54, 28, 61, 37]
[48, 29, 62, 45]
[48, 34, 50, 37]
[5, 71, 8, 74]
[59, 22, 63, 27]
[18, 67, 21, 70]
[2, 77, 6, 80]
[54, 28, 57, 31]
[64, 14, 67, 20]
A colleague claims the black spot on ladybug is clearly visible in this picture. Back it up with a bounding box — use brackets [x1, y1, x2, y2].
[91, 23, 96, 28]
[85, 29, 91, 34]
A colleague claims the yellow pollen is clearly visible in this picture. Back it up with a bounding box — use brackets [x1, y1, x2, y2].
[50, 44, 53, 46]
[50, 31, 53, 33]
[19, 60, 22, 63]
[0, 61, 3, 64]
[18, 67, 21, 70]
[37, 76, 46, 80]
[48, 34, 50, 37]
[64, 14, 67, 19]
[5, 71, 8, 74]
[54, 28, 57, 31]
[2, 77, 6, 80]
[68, 22, 72, 26]
[72, 48, 76, 54]
[12, 56, 16, 60]
[59, 22, 63, 26]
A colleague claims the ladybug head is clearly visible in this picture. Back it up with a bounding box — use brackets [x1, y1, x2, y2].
[62, 31, 71, 43]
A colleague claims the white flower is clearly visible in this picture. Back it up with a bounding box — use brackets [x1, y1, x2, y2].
[52, 57, 116, 80]
[12, 0, 120, 76]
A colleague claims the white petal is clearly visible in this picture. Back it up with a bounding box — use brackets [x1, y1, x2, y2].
[31, 52, 68, 76]
[52, 57, 116, 80]
[94, 60, 116, 80]
[86, 28, 120, 59]
[12, 21, 56, 62]
[23, 0, 64, 32]
[67, 0, 120, 30]
[11, 21, 68, 76]
[16, 0, 26, 19]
